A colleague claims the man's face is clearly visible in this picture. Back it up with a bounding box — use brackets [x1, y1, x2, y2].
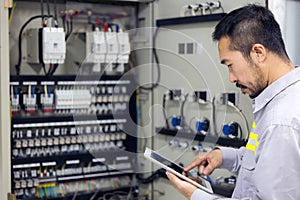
[218, 37, 266, 99]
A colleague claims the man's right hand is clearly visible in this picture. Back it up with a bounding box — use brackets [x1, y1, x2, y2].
[184, 149, 223, 176]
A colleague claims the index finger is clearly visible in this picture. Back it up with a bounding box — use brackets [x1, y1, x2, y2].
[183, 154, 207, 174]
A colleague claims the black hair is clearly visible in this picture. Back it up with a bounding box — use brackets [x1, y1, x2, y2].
[212, 4, 289, 62]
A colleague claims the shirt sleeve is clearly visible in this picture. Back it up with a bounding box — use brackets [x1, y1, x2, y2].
[217, 146, 246, 175]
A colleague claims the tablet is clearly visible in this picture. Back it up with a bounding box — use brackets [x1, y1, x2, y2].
[144, 147, 213, 194]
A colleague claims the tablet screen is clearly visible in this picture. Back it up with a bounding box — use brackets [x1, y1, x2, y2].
[150, 151, 184, 174]
[150, 151, 205, 187]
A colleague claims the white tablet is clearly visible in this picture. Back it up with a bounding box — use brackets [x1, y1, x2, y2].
[144, 147, 213, 194]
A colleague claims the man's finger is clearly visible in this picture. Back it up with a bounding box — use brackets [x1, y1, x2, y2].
[203, 164, 214, 175]
[184, 153, 207, 173]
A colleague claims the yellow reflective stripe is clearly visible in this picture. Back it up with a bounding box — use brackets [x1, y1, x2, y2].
[256, 141, 259, 146]
[249, 132, 258, 140]
[246, 143, 256, 151]
[252, 122, 257, 129]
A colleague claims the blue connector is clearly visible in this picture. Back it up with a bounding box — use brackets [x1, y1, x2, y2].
[223, 122, 239, 136]
[171, 116, 181, 127]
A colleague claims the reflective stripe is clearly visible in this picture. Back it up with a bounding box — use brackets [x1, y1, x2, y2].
[252, 122, 257, 129]
[249, 132, 258, 140]
[246, 143, 256, 151]
[247, 130, 259, 154]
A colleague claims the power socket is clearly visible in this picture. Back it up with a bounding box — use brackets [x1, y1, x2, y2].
[168, 89, 184, 101]
[220, 92, 239, 106]
[194, 90, 209, 103]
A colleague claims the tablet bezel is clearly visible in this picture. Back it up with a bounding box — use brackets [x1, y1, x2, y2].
[144, 147, 213, 194]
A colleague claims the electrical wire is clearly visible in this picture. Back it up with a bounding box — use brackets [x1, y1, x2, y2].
[139, 27, 160, 91]
[211, 96, 218, 135]
[53, 0, 58, 22]
[15, 14, 53, 76]
[65, 15, 73, 41]
[42, 63, 47, 75]
[40, 0, 44, 25]
[180, 93, 191, 130]
[8, 1, 17, 26]
[89, 191, 99, 200]
[46, 0, 51, 16]
[72, 191, 78, 200]
[227, 102, 250, 140]
[47, 63, 59, 76]
[136, 168, 166, 184]
[162, 94, 170, 129]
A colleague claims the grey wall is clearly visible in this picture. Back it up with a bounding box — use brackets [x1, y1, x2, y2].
[285, 0, 300, 66]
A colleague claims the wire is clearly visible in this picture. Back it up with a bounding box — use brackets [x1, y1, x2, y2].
[42, 63, 47, 75]
[180, 94, 191, 130]
[47, 63, 59, 76]
[8, 2, 17, 26]
[53, 0, 58, 22]
[65, 15, 73, 41]
[40, 0, 44, 25]
[89, 191, 99, 200]
[72, 191, 78, 200]
[212, 96, 218, 135]
[46, 0, 51, 17]
[162, 94, 170, 129]
[15, 14, 53, 76]
[139, 27, 160, 91]
[136, 168, 166, 184]
[227, 102, 250, 140]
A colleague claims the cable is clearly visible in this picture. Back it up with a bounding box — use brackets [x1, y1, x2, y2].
[47, 63, 59, 76]
[136, 168, 166, 184]
[72, 191, 78, 200]
[139, 27, 160, 91]
[227, 102, 250, 140]
[180, 94, 190, 130]
[8, 1, 17, 26]
[162, 94, 170, 129]
[15, 14, 53, 76]
[212, 96, 218, 135]
[46, 0, 51, 16]
[40, 0, 44, 25]
[89, 191, 99, 200]
[53, 0, 58, 22]
[65, 14, 73, 41]
[42, 63, 47, 75]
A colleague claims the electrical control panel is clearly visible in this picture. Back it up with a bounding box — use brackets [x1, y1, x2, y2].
[10, 75, 137, 200]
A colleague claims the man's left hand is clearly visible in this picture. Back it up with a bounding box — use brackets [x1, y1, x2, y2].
[166, 171, 198, 199]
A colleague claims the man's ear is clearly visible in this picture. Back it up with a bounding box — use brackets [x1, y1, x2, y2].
[250, 43, 266, 63]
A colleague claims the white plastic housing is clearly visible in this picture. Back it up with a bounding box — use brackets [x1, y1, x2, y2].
[105, 31, 118, 63]
[86, 31, 107, 63]
[42, 27, 66, 64]
[117, 32, 130, 64]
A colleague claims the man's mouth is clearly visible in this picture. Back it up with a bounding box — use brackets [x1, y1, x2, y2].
[236, 82, 247, 89]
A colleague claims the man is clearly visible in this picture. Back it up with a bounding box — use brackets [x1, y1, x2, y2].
[166, 4, 300, 199]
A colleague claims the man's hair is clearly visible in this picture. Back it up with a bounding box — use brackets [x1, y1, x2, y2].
[212, 4, 289, 62]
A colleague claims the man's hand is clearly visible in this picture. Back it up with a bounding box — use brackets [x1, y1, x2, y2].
[166, 171, 197, 199]
[184, 149, 223, 176]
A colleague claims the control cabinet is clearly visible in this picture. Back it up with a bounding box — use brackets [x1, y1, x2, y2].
[10, 75, 137, 200]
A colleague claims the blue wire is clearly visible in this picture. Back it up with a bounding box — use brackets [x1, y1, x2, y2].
[13, 86, 18, 99]
[47, 85, 51, 98]
[31, 85, 35, 98]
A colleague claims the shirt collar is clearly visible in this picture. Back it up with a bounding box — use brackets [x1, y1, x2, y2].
[253, 67, 300, 114]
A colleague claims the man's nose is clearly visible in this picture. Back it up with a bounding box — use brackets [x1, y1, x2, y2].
[229, 72, 237, 83]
